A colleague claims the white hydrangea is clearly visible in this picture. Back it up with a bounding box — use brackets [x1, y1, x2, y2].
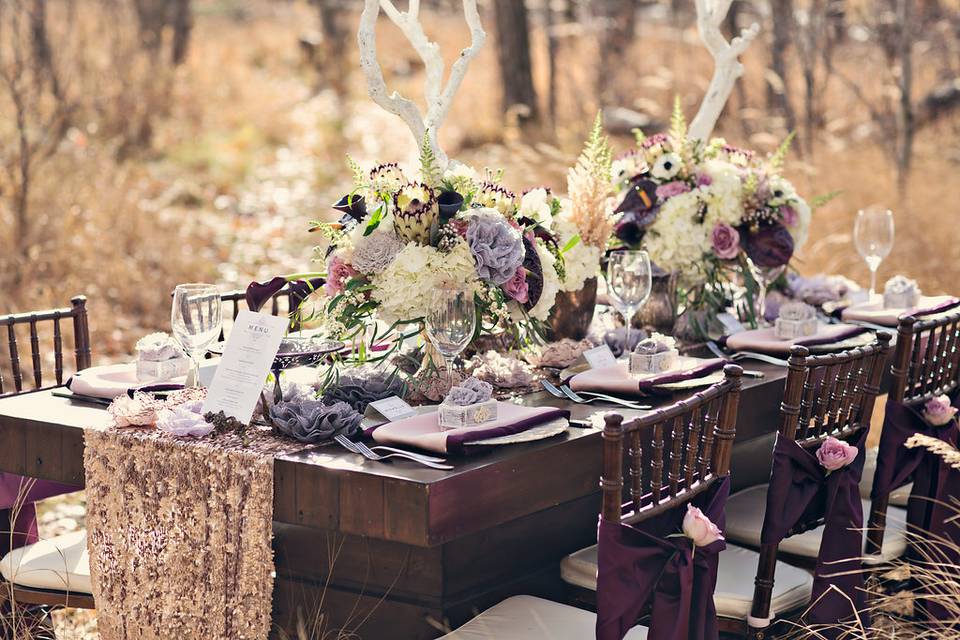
[554, 213, 600, 292]
[371, 240, 478, 325]
[527, 242, 562, 321]
[642, 190, 711, 284]
[701, 159, 744, 227]
[518, 188, 553, 231]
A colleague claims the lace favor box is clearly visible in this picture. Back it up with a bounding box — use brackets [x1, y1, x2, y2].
[135, 332, 190, 382]
[883, 275, 920, 310]
[438, 399, 498, 430]
[775, 301, 818, 340]
[629, 333, 679, 375]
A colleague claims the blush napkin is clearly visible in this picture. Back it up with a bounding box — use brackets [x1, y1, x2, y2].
[723, 323, 868, 356]
[364, 403, 569, 455]
[568, 359, 727, 398]
[840, 295, 959, 327]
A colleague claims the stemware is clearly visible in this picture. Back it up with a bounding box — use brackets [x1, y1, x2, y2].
[853, 208, 895, 299]
[425, 288, 476, 389]
[605, 250, 653, 354]
[171, 283, 222, 387]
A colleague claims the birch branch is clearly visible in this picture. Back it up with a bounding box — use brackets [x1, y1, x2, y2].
[357, 0, 486, 168]
[688, 0, 760, 141]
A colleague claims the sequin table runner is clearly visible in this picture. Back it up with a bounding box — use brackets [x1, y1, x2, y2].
[84, 425, 308, 640]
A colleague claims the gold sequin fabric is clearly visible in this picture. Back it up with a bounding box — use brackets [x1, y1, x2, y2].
[84, 424, 309, 639]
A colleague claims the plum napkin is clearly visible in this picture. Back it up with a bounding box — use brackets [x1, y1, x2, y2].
[569, 358, 727, 398]
[723, 323, 868, 356]
[840, 295, 959, 327]
[364, 403, 569, 455]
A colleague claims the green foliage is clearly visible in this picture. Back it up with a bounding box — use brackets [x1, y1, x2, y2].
[346, 154, 367, 190]
[632, 127, 646, 147]
[560, 233, 581, 254]
[768, 131, 796, 172]
[419, 131, 442, 188]
[811, 189, 843, 209]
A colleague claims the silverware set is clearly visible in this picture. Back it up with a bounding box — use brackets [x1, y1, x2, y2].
[334, 434, 453, 470]
[540, 379, 651, 410]
[705, 341, 790, 367]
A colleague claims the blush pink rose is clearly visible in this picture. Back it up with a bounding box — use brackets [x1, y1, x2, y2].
[682, 504, 724, 547]
[923, 395, 958, 426]
[816, 436, 858, 471]
[655, 181, 691, 200]
[503, 267, 529, 304]
[711, 223, 741, 260]
[324, 256, 358, 296]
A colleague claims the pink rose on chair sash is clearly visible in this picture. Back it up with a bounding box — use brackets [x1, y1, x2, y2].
[596, 477, 729, 640]
[816, 436, 859, 471]
[682, 505, 724, 547]
[760, 429, 871, 635]
[922, 395, 958, 426]
[871, 393, 960, 623]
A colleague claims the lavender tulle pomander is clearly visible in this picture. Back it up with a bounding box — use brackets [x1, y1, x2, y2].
[270, 400, 363, 444]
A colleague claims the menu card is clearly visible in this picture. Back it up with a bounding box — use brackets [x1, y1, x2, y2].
[202, 311, 288, 424]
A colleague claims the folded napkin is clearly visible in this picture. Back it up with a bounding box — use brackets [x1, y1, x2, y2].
[568, 358, 727, 398]
[364, 403, 569, 455]
[724, 323, 868, 356]
[68, 363, 186, 399]
[840, 295, 959, 327]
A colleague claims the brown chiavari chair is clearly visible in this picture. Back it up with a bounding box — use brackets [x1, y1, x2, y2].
[866, 308, 960, 556]
[0, 296, 91, 398]
[438, 366, 743, 640]
[720, 335, 892, 638]
[0, 298, 94, 616]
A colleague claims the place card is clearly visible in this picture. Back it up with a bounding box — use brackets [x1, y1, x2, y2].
[583, 344, 617, 369]
[368, 396, 417, 422]
[716, 312, 746, 335]
[202, 311, 288, 424]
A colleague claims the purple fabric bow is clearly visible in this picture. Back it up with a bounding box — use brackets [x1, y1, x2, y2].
[760, 428, 871, 633]
[596, 476, 729, 640]
[0, 473, 79, 549]
[871, 393, 960, 623]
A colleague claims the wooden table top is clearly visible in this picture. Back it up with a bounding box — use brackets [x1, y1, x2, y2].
[0, 361, 787, 546]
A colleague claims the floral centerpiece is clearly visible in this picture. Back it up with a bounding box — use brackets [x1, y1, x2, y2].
[310, 144, 567, 364]
[611, 102, 814, 333]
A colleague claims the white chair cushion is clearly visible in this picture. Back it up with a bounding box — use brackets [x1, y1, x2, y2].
[561, 543, 813, 621]
[725, 484, 908, 562]
[860, 447, 912, 507]
[437, 595, 648, 639]
[0, 530, 92, 594]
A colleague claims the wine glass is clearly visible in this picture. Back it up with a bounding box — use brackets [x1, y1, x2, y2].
[854, 208, 894, 299]
[426, 288, 476, 390]
[605, 250, 653, 354]
[171, 283, 222, 386]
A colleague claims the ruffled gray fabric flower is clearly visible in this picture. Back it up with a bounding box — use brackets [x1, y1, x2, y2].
[352, 227, 403, 274]
[466, 211, 524, 285]
[322, 372, 405, 413]
[446, 376, 493, 406]
[270, 400, 363, 444]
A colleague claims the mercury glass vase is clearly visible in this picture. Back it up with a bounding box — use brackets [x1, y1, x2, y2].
[547, 277, 598, 341]
[634, 270, 678, 335]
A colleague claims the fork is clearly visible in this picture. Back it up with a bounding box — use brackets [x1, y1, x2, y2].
[368, 445, 448, 463]
[705, 341, 790, 367]
[541, 380, 650, 410]
[334, 435, 454, 470]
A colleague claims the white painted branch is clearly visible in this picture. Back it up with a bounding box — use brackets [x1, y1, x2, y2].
[357, 0, 487, 168]
[688, 0, 759, 141]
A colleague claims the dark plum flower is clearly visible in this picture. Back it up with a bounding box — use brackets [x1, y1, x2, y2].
[437, 190, 465, 223]
[289, 277, 325, 309]
[520, 234, 544, 311]
[743, 223, 794, 268]
[245, 276, 287, 313]
[615, 178, 658, 216]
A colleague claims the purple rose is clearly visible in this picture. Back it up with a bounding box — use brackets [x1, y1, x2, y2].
[503, 267, 529, 304]
[744, 223, 795, 268]
[923, 395, 958, 426]
[655, 181, 691, 200]
[695, 172, 713, 187]
[711, 223, 741, 260]
[816, 436, 858, 471]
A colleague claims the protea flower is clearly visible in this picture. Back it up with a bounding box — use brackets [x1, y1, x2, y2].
[474, 182, 517, 217]
[393, 182, 437, 244]
[369, 162, 407, 193]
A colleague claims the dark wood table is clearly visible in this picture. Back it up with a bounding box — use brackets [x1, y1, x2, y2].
[0, 362, 789, 639]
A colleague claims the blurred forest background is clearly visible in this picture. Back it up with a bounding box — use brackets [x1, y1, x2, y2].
[2, 0, 960, 637]
[2, 0, 960, 358]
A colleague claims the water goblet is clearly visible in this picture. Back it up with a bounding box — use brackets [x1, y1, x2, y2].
[425, 288, 476, 391]
[171, 283, 222, 387]
[854, 208, 894, 299]
[605, 250, 653, 355]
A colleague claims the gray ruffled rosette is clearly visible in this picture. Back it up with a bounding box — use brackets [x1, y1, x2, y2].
[322, 372, 406, 413]
[445, 376, 494, 406]
[270, 400, 363, 444]
[466, 213, 524, 285]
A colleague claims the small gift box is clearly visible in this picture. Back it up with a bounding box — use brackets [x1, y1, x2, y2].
[629, 333, 679, 375]
[883, 275, 920, 309]
[774, 301, 818, 340]
[438, 377, 497, 431]
[135, 332, 190, 382]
